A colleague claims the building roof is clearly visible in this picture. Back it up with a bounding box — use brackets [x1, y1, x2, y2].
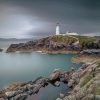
[66, 32, 79, 35]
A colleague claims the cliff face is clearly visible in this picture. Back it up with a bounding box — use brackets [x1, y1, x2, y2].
[6, 35, 100, 53]
[6, 35, 80, 53]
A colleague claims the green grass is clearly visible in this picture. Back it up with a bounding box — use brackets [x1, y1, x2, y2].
[80, 75, 93, 88]
[97, 64, 100, 68]
[49, 35, 77, 43]
[95, 89, 100, 95]
[75, 35, 100, 49]
[45, 35, 100, 49]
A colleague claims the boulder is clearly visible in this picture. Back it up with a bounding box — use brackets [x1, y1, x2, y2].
[50, 69, 61, 81]
[5, 91, 15, 97]
[68, 79, 75, 88]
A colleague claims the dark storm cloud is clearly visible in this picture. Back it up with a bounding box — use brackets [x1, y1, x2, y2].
[0, 0, 100, 38]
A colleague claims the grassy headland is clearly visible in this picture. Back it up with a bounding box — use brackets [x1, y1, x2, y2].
[6, 35, 100, 54]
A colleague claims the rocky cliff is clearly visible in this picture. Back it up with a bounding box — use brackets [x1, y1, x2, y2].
[6, 35, 80, 53]
[6, 35, 100, 53]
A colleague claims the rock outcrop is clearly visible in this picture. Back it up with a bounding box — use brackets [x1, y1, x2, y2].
[6, 35, 80, 53]
[72, 49, 100, 63]
[50, 69, 61, 80]
[6, 35, 100, 53]
[0, 77, 49, 100]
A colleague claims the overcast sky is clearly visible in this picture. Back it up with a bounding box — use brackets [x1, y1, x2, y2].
[0, 0, 100, 38]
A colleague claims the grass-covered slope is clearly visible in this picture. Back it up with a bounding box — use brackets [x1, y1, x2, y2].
[48, 35, 77, 43]
[75, 35, 100, 49]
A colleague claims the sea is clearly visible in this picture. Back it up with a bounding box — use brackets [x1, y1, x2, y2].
[0, 39, 81, 100]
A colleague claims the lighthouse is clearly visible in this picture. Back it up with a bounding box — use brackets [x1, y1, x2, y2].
[56, 23, 60, 35]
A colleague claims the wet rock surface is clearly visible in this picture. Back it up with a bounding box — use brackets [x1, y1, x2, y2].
[0, 77, 49, 100]
[0, 68, 75, 100]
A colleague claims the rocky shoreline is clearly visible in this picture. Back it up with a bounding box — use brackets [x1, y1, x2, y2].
[1, 35, 100, 100]
[0, 61, 99, 100]
[0, 69, 72, 100]
[63, 63, 100, 100]
[0, 49, 100, 100]
[72, 49, 100, 63]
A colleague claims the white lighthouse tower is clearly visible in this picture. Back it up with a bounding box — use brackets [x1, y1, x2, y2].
[56, 23, 60, 35]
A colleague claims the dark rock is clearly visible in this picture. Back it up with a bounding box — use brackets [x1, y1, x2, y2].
[32, 84, 41, 94]
[35, 78, 48, 86]
[0, 48, 3, 52]
[13, 93, 28, 100]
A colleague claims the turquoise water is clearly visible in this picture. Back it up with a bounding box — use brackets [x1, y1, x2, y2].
[0, 52, 80, 88]
[0, 40, 81, 100]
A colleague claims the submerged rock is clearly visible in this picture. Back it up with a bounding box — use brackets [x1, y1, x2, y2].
[59, 92, 65, 98]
